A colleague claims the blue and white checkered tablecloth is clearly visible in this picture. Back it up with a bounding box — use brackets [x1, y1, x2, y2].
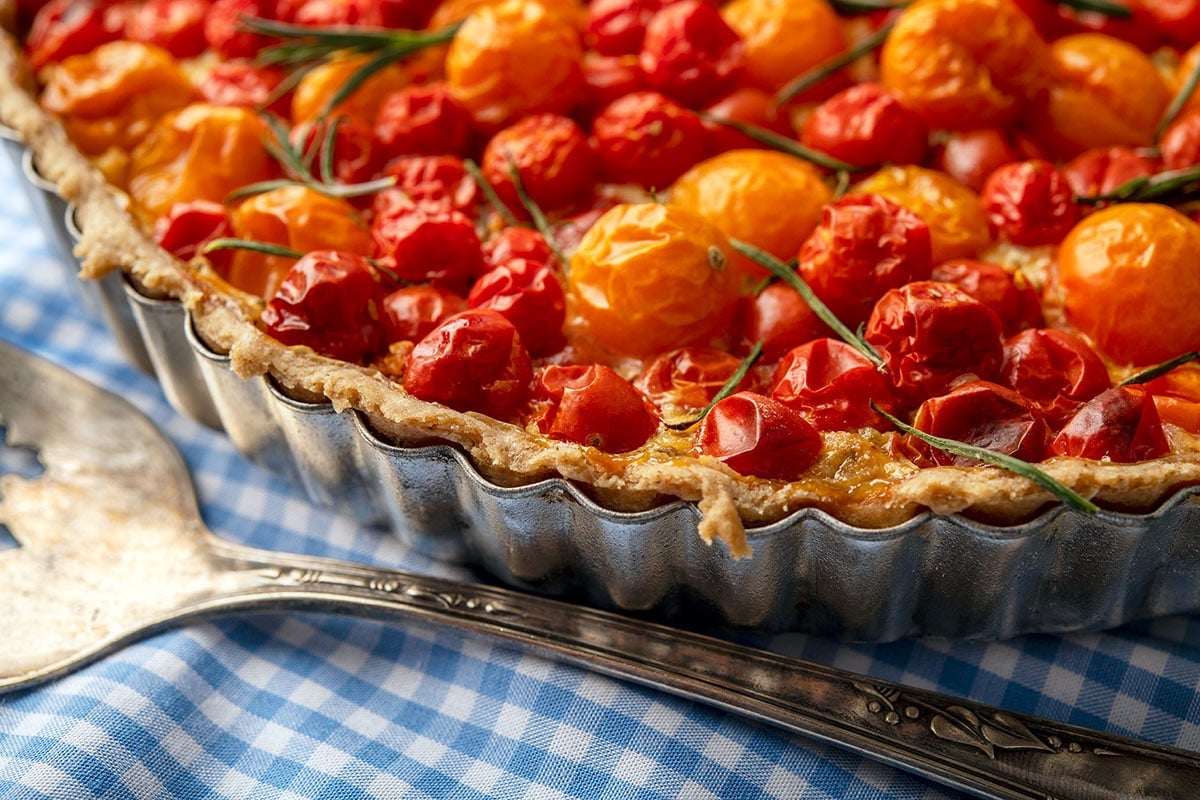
[1, 151, 1199, 800]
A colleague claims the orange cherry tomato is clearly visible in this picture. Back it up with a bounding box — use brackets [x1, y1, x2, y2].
[566, 202, 740, 358]
[668, 149, 831, 283]
[854, 165, 990, 264]
[720, 0, 846, 96]
[227, 186, 374, 299]
[1028, 33, 1171, 160]
[445, 0, 584, 130]
[1053, 204, 1200, 367]
[291, 54, 411, 125]
[39, 40, 196, 156]
[879, 0, 1051, 130]
[126, 103, 277, 222]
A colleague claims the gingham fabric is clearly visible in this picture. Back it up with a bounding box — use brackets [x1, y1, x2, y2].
[1, 153, 1198, 800]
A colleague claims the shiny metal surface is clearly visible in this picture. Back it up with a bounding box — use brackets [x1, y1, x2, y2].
[1, 336, 1199, 800]
[6, 135, 1200, 640]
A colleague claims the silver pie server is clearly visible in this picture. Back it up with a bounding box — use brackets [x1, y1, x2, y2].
[0, 336, 1197, 800]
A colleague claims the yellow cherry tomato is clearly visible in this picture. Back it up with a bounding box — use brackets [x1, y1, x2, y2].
[127, 103, 277, 222]
[40, 40, 196, 156]
[290, 55, 411, 125]
[720, 0, 846, 94]
[445, 0, 584, 130]
[567, 203, 741, 358]
[227, 186, 374, 299]
[854, 164, 989, 263]
[1053, 204, 1200, 367]
[668, 149, 832, 283]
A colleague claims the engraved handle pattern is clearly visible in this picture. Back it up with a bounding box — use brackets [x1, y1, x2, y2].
[199, 543, 1200, 800]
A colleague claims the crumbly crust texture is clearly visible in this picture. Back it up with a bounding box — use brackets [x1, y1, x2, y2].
[3, 31, 1199, 557]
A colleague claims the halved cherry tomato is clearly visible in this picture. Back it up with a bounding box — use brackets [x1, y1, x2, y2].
[529, 364, 660, 451]
[260, 250, 387, 364]
[905, 380, 1049, 467]
[1050, 386, 1170, 462]
[695, 391, 822, 480]
[998, 328, 1111, 426]
[769, 338, 895, 432]
[404, 308, 534, 420]
[466, 257, 567, 356]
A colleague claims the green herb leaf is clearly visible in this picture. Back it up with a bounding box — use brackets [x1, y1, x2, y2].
[697, 112, 863, 173]
[775, 22, 894, 107]
[667, 340, 764, 430]
[503, 152, 568, 267]
[463, 158, 520, 227]
[1056, 0, 1132, 17]
[202, 238, 306, 260]
[872, 403, 1101, 513]
[1118, 351, 1200, 386]
[730, 238, 883, 367]
[827, 0, 909, 12]
[1158, 53, 1200, 141]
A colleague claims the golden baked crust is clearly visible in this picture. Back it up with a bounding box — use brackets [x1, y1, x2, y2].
[3, 30, 1199, 558]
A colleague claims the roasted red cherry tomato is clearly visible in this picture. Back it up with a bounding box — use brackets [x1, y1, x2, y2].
[481, 114, 597, 215]
[374, 81, 475, 161]
[1160, 109, 1200, 172]
[371, 195, 485, 293]
[1062, 146, 1158, 201]
[980, 159, 1081, 247]
[578, 54, 651, 121]
[380, 155, 480, 214]
[999, 328, 1111, 426]
[695, 391, 822, 480]
[929, 128, 1020, 194]
[590, 91, 708, 189]
[635, 347, 754, 415]
[929, 259, 1043, 335]
[638, 0, 744, 108]
[482, 226, 556, 269]
[1050, 386, 1170, 463]
[864, 281, 1006, 406]
[702, 87, 794, 156]
[25, 0, 124, 70]
[800, 83, 929, 169]
[197, 60, 290, 115]
[586, 0, 669, 56]
[291, 116, 381, 187]
[905, 380, 1049, 467]
[260, 251, 387, 364]
[769, 338, 895, 431]
[529, 364, 660, 452]
[205, 0, 277, 60]
[153, 200, 233, 270]
[380, 284, 466, 344]
[734, 283, 828, 364]
[797, 193, 933, 327]
[466, 257, 567, 356]
[404, 308, 533, 420]
[125, 0, 211, 58]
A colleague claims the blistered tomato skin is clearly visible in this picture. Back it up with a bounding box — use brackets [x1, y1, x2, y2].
[590, 91, 708, 190]
[467, 257, 567, 356]
[153, 200, 233, 269]
[483, 226, 557, 269]
[530, 364, 660, 452]
[999, 328, 1111, 426]
[1062, 146, 1158, 201]
[371, 196, 486, 294]
[1159, 110, 1200, 172]
[865, 281, 1006, 407]
[981, 160, 1081, 247]
[260, 251, 387, 364]
[638, 0, 744, 108]
[292, 116, 381, 187]
[404, 309, 534, 420]
[585, 0, 666, 56]
[1054, 204, 1200, 367]
[907, 380, 1049, 467]
[797, 193, 933, 328]
[929, 259, 1043, 335]
[636, 347, 754, 414]
[695, 392, 823, 481]
[381, 285, 467, 344]
[567, 203, 741, 358]
[1050, 386, 1170, 463]
[720, 0, 846, 96]
[734, 283, 829, 364]
[381, 156, 480, 214]
[198, 61, 290, 115]
[480, 114, 598, 215]
[374, 81, 475, 160]
[769, 339, 895, 432]
[800, 84, 929, 170]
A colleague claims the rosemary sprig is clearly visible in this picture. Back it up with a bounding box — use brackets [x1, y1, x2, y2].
[667, 341, 764, 430]
[1056, 0, 1132, 16]
[1118, 351, 1200, 386]
[697, 111, 862, 175]
[1074, 163, 1200, 205]
[872, 404, 1101, 513]
[775, 22, 894, 107]
[463, 159, 520, 227]
[1157, 54, 1200, 141]
[730, 239, 883, 367]
[202, 238, 305, 260]
[828, 0, 908, 12]
[503, 153, 568, 267]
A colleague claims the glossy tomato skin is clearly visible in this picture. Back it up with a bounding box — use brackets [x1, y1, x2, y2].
[125, 0, 211, 58]
[529, 364, 660, 452]
[291, 116, 381, 187]
[153, 200, 233, 269]
[260, 251, 387, 364]
[981, 159, 1081, 246]
[929, 128, 1020, 193]
[638, 0, 744, 108]
[865, 281, 1006, 407]
[197, 60, 290, 115]
[577, 54, 651, 121]
[1050, 386, 1170, 462]
[374, 81, 475, 160]
[695, 391, 822, 480]
[585, 0, 669, 56]
[734, 282, 829, 364]
[929, 259, 1043, 335]
[1159, 110, 1200, 172]
[769, 338, 896, 431]
[635, 347, 755, 414]
[25, 0, 124, 70]
[590, 91, 708, 189]
[905, 379, 1050, 467]
[482, 226, 556, 269]
[371, 195, 485, 293]
[800, 83, 929, 169]
[480, 114, 598, 215]
[1061, 146, 1158, 200]
[797, 193, 933, 328]
[205, 0, 277, 60]
[380, 285, 466, 344]
[467, 257, 567, 356]
[380, 155, 480, 215]
[998, 328, 1111, 426]
[701, 88, 794, 155]
[404, 308, 534, 420]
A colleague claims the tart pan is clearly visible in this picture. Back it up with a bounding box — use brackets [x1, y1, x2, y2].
[6, 127, 1200, 642]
